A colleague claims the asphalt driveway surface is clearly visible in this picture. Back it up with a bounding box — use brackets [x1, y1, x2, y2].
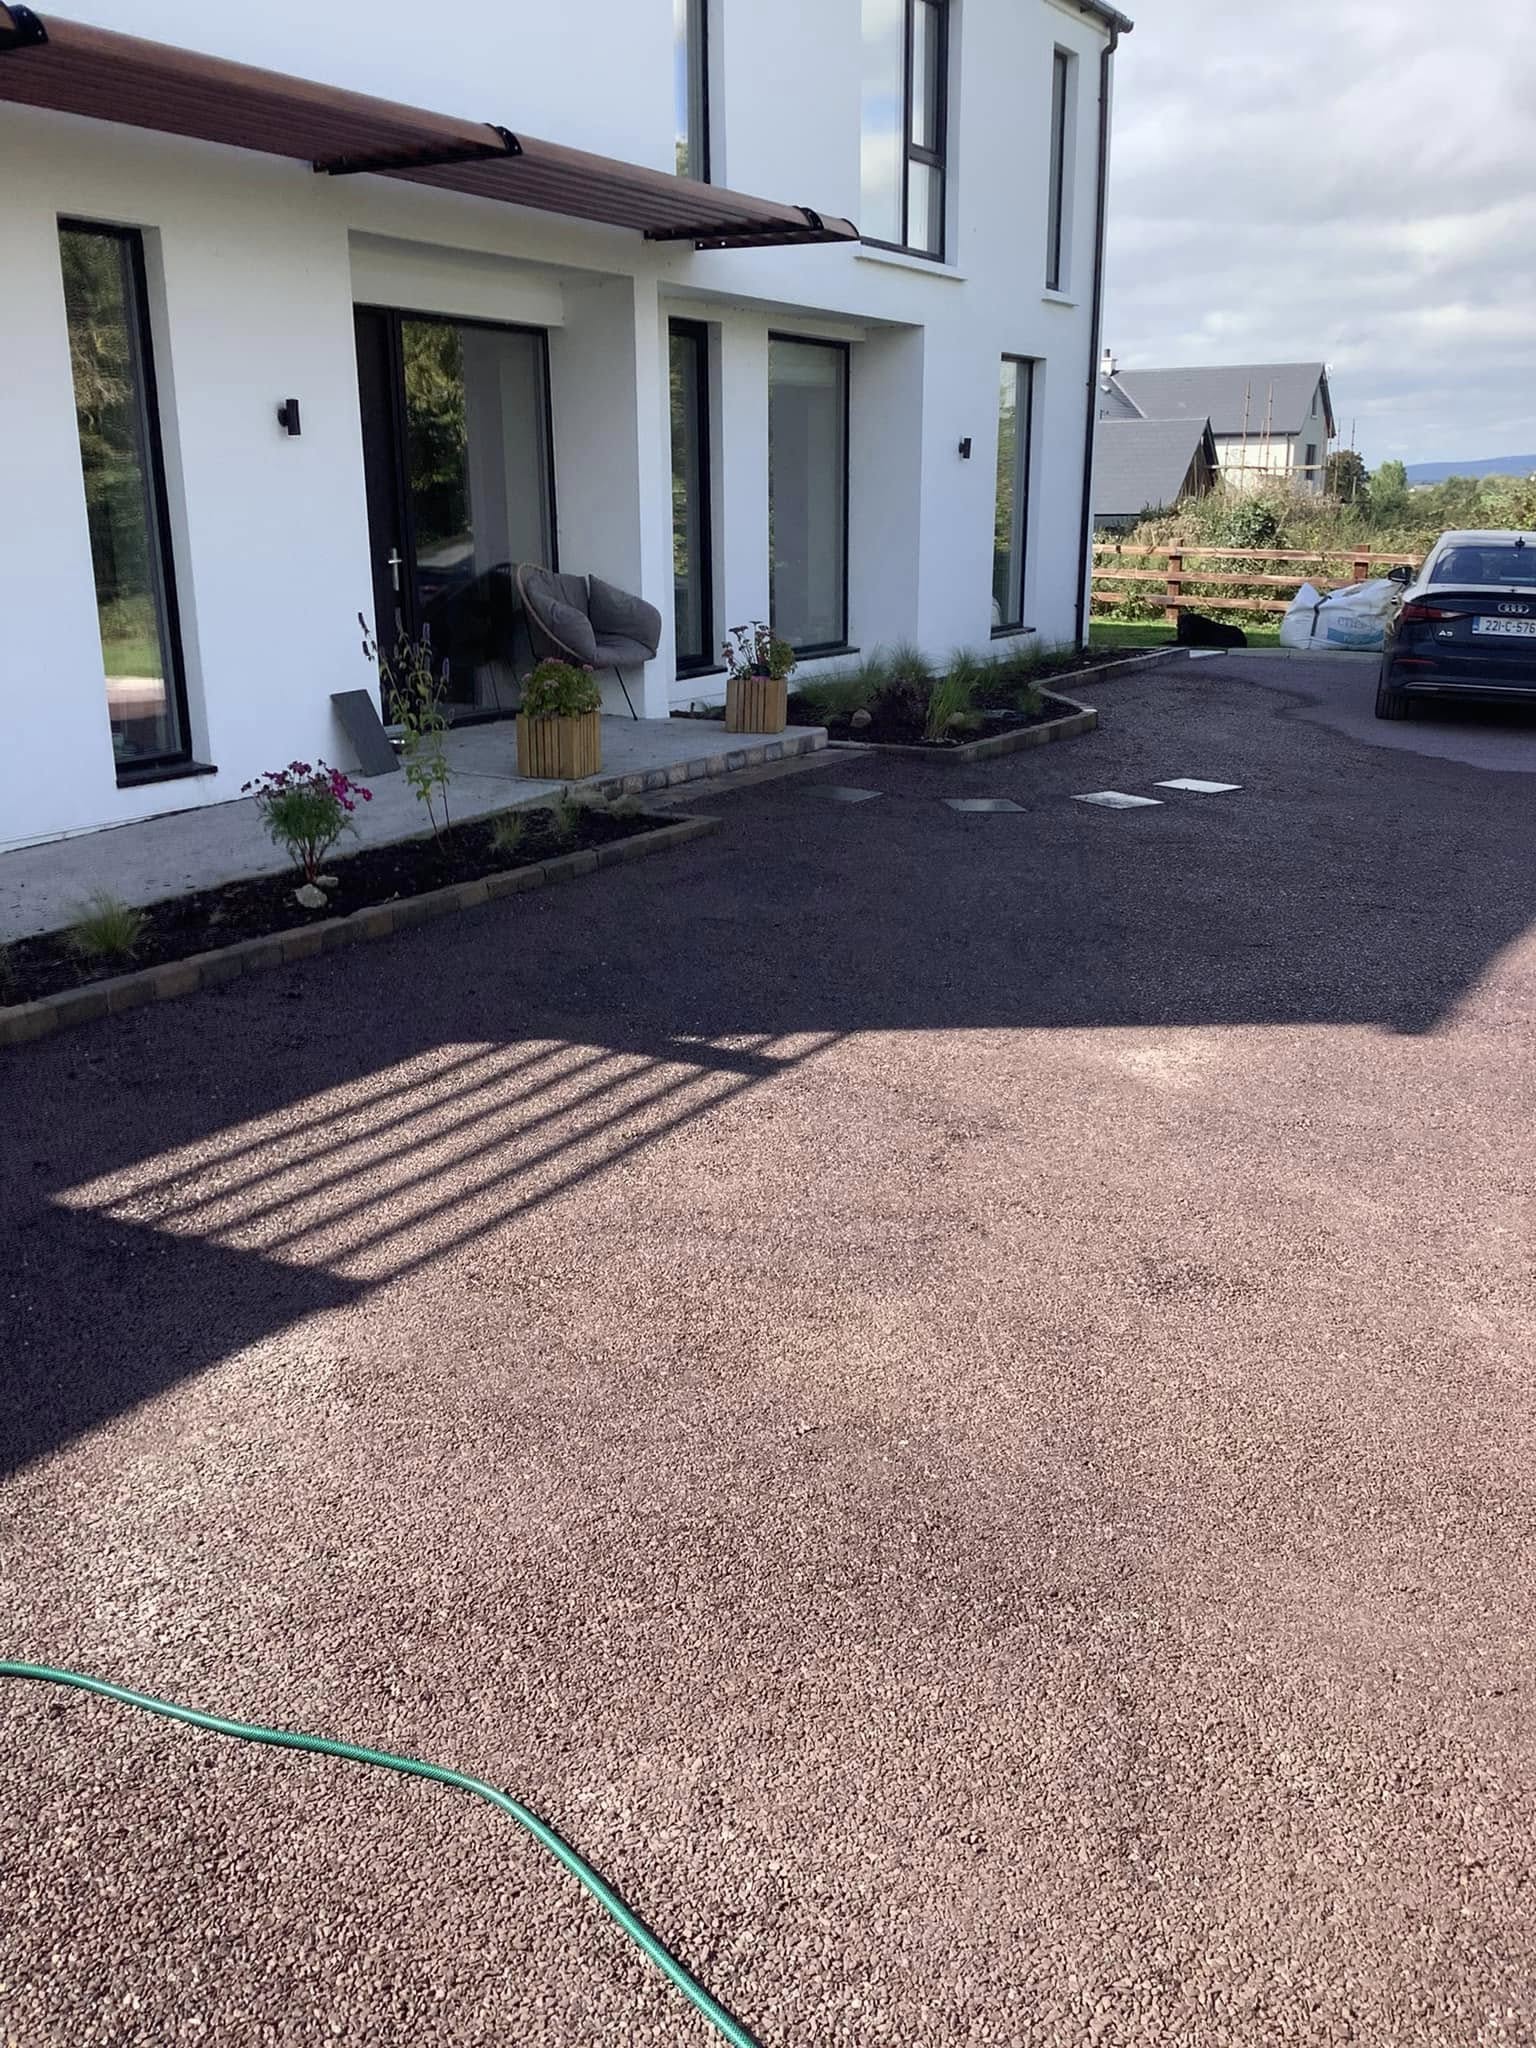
[3, 655, 1534, 2046]
[1232, 648, 1536, 774]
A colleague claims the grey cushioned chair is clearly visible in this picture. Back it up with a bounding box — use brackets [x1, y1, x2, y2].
[515, 564, 662, 719]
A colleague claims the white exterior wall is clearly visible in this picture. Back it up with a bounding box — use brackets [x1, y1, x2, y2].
[0, 0, 1117, 847]
[1296, 383, 1332, 493]
[1212, 433, 1301, 494]
[1213, 382, 1332, 497]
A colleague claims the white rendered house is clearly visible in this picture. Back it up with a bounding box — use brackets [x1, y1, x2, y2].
[0, 0, 1130, 847]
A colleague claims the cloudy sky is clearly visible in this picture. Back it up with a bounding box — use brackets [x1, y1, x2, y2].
[1103, 0, 1536, 467]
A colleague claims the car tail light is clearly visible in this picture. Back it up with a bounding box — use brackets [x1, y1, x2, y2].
[1401, 601, 1456, 622]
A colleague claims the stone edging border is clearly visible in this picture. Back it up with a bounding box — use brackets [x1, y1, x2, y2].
[1080, 647, 1190, 679]
[592, 726, 825, 796]
[0, 814, 720, 1049]
[841, 690, 1099, 763]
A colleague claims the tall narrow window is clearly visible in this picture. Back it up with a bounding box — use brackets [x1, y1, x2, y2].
[860, 0, 948, 259]
[992, 357, 1035, 633]
[669, 320, 713, 673]
[60, 221, 189, 775]
[769, 338, 848, 654]
[674, 0, 709, 180]
[1046, 49, 1074, 292]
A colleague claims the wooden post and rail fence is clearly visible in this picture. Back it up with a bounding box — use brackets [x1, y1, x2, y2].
[1092, 544, 1423, 626]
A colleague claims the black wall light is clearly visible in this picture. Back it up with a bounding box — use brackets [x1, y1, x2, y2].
[276, 398, 302, 436]
[957, 436, 972, 459]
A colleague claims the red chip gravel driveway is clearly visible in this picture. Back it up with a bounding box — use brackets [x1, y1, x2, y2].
[3, 658, 1535, 2046]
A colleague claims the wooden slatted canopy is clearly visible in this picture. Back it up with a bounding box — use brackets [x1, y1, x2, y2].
[0, 4, 859, 251]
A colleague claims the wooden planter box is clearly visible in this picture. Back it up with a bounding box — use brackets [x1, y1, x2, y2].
[516, 709, 601, 781]
[725, 676, 789, 735]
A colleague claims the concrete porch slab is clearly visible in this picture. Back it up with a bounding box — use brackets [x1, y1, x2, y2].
[0, 716, 825, 942]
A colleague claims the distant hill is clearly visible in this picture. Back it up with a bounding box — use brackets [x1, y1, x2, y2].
[1405, 455, 1536, 483]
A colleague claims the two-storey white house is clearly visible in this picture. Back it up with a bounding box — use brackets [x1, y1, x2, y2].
[0, 0, 1130, 847]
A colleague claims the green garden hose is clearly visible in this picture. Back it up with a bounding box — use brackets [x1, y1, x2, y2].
[0, 1661, 757, 2048]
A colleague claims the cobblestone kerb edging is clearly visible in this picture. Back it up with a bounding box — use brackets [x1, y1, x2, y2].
[0, 815, 721, 1048]
[1081, 648, 1191, 679]
[847, 691, 1102, 763]
[595, 726, 825, 797]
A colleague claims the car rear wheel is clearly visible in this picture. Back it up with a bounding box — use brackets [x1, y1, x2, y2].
[1375, 666, 1412, 721]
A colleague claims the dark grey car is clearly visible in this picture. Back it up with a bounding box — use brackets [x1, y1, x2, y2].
[1377, 529, 1536, 719]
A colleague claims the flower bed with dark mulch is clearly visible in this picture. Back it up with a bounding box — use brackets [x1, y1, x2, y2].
[820, 690, 1075, 748]
[2, 801, 648, 1008]
[675, 688, 1076, 746]
[674, 643, 1170, 750]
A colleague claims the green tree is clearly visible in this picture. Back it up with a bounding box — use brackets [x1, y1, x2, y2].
[401, 321, 468, 555]
[1368, 459, 1411, 525]
[1326, 449, 1369, 502]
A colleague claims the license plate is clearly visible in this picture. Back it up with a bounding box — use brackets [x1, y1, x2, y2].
[1474, 616, 1536, 638]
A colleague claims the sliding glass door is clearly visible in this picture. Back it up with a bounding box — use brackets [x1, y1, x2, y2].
[768, 337, 848, 654]
[355, 308, 555, 719]
[669, 321, 714, 674]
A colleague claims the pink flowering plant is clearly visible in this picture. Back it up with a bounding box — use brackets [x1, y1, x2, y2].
[242, 761, 372, 884]
[722, 622, 796, 683]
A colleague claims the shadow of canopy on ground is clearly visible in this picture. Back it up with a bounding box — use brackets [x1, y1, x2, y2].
[4, 655, 1536, 1479]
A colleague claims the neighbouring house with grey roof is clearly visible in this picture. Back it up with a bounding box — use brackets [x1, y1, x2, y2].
[1097, 355, 1336, 501]
[1092, 416, 1218, 533]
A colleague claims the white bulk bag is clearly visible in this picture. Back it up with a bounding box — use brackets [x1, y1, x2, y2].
[1279, 581, 1325, 649]
[1282, 579, 1402, 652]
[1315, 578, 1402, 650]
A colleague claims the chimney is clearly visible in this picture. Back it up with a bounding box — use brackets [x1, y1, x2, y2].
[1101, 347, 1118, 379]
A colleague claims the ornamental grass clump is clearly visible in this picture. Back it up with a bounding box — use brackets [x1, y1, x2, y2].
[488, 809, 529, 856]
[922, 650, 986, 743]
[66, 889, 145, 963]
[982, 642, 1047, 714]
[795, 656, 882, 723]
[243, 761, 372, 884]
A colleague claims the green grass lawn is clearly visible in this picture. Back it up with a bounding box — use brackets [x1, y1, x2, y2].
[98, 596, 162, 679]
[102, 634, 161, 678]
[1090, 619, 1282, 651]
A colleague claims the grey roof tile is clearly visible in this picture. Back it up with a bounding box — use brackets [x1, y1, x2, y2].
[1092, 417, 1211, 521]
[1108, 363, 1330, 438]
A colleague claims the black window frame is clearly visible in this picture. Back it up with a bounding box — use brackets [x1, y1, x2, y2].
[674, 0, 711, 182]
[668, 318, 716, 677]
[60, 217, 194, 784]
[862, 0, 950, 263]
[767, 332, 852, 660]
[992, 354, 1036, 637]
[1046, 48, 1073, 293]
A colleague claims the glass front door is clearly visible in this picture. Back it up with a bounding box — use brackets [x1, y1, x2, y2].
[354, 307, 555, 720]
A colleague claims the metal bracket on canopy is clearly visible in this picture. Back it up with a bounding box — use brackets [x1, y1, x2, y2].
[316, 123, 521, 176]
[0, 5, 48, 54]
